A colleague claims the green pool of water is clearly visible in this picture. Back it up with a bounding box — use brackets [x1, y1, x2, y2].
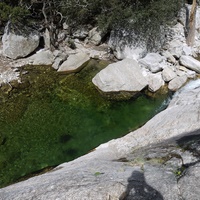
[0, 59, 168, 188]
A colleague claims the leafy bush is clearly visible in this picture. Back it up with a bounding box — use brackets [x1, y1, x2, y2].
[0, 2, 29, 24]
[62, 0, 184, 49]
[0, 0, 185, 50]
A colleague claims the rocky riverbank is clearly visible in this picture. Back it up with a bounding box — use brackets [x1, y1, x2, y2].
[0, 3, 200, 199]
[1, 4, 200, 99]
[0, 78, 199, 200]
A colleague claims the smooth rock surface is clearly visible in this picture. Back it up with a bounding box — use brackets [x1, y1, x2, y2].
[52, 57, 63, 70]
[0, 79, 200, 199]
[179, 55, 200, 73]
[2, 23, 40, 59]
[58, 52, 90, 73]
[27, 49, 54, 65]
[168, 75, 187, 91]
[139, 53, 164, 73]
[161, 51, 176, 64]
[162, 67, 177, 82]
[92, 58, 148, 93]
[146, 72, 165, 92]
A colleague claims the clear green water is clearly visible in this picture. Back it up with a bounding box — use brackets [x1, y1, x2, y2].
[0, 59, 168, 188]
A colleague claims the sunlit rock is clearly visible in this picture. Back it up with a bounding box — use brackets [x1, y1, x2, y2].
[58, 52, 90, 74]
[168, 75, 188, 91]
[139, 53, 164, 73]
[179, 55, 200, 74]
[162, 67, 177, 82]
[92, 58, 148, 98]
[2, 22, 40, 59]
[27, 49, 54, 65]
[145, 72, 165, 92]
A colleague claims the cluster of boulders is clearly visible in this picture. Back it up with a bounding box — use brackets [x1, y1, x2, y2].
[91, 4, 200, 98]
[92, 52, 199, 99]
[0, 4, 200, 99]
[0, 22, 110, 84]
[1, 4, 200, 199]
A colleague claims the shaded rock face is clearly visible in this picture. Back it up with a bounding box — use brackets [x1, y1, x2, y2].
[92, 58, 148, 99]
[2, 23, 40, 59]
[108, 31, 147, 60]
[123, 129, 200, 200]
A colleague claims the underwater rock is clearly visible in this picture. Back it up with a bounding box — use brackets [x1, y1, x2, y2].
[0, 133, 6, 145]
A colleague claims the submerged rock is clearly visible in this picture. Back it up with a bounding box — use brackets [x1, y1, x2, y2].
[92, 58, 148, 99]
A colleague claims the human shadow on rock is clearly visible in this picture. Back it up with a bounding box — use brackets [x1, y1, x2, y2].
[121, 170, 163, 200]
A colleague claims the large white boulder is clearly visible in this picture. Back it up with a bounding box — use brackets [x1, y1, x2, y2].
[58, 52, 90, 73]
[2, 23, 40, 59]
[167, 39, 185, 58]
[179, 55, 200, 73]
[92, 58, 148, 94]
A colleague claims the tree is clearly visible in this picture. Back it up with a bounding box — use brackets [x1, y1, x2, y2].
[0, 1, 29, 25]
[0, 0, 186, 50]
[186, 0, 197, 46]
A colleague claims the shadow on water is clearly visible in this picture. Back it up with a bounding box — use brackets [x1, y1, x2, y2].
[121, 171, 163, 200]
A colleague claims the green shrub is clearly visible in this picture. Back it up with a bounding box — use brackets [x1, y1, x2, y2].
[61, 0, 184, 49]
[0, 2, 29, 24]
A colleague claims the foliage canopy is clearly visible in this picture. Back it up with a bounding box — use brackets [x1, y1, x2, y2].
[0, 0, 185, 49]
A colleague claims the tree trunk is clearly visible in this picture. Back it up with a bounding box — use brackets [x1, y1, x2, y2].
[186, 0, 197, 46]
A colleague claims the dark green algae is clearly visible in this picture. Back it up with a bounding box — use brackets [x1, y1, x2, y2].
[0, 59, 168, 188]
